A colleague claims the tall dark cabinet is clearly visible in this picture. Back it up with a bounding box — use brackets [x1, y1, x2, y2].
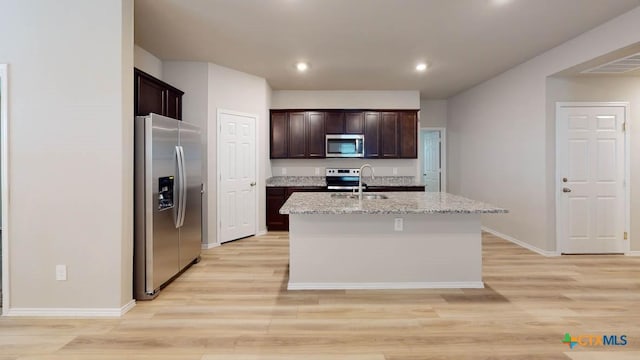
[134, 68, 184, 120]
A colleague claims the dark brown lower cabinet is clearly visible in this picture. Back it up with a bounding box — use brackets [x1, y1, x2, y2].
[266, 186, 325, 231]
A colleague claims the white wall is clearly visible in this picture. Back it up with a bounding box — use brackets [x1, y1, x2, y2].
[162, 62, 210, 246]
[447, 7, 640, 252]
[547, 76, 640, 251]
[208, 64, 271, 244]
[420, 99, 447, 128]
[270, 90, 421, 177]
[272, 90, 420, 109]
[134, 45, 162, 79]
[0, 0, 134, 310]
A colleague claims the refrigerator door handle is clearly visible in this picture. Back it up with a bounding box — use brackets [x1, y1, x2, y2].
[178, 145, 188, 228]
[175, 146, 184, 228]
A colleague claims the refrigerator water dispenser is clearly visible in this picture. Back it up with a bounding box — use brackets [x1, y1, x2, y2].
[158, 176, 174, 210]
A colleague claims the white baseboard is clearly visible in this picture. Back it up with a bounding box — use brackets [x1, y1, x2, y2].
[625, 251, 640, 256]
[256, 229, 268, 236]
[201, 242, 219, 249]
[287, 281, 484, 290]
[482, 226, 560, 257]
[5, 299, 136, 317]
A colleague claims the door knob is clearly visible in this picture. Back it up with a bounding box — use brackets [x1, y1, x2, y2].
[250, 182, 256, 187]
[562, 187, 572, 193]
[562, 177, 568, 183]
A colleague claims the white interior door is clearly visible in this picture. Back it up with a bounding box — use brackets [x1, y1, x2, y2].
[219, 111, 256, 243]
[557, 105, 626, 254]
[422, 130, 441, 192]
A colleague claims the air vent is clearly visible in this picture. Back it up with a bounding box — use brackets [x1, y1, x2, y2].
[582, 53, 640, 74]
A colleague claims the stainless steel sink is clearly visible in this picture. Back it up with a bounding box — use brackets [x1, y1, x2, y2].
[361, 194, 388, 200]
[330, 193, 388, 200]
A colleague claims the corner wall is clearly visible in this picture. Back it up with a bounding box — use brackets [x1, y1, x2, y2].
[447, 7, 640, 252]
[0, 0, 134, 311]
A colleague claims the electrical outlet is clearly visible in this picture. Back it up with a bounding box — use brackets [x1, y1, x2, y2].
[56, 264, 67, 281]
[281, 168, 287, 175]
[315, 167, 320, 175]
[393, 168, 398, 175]
[394, 218, 403, 231]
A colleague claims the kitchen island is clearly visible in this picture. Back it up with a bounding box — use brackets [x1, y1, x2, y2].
[279, 192, 507, 290]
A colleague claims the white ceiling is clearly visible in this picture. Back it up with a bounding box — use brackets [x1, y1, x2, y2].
[134, 0, 640, 99]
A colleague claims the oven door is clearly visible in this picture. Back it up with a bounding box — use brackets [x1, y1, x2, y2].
[326, 135, 364, 158]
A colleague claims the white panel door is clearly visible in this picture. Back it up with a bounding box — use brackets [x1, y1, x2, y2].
[219, 111, 256, 243]
[422, 131, 441, 192]
[557, 106, 625, 253]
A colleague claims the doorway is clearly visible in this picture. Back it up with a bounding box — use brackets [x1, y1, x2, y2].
[556, 102, 629, 254]
[1, 64, 8, 313]
[420, 128, 446, 192]
[217, 110, 258, 244]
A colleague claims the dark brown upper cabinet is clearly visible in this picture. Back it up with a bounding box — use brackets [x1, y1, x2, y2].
[325, 112, 345, 134]
[306, 112, 326, 158]
[288, 112, 307, 158]
[345, 112, 364, 134]
[364, 112, 381, 158]
[270, 111, 326, 159]
[269, 109, 417, 159]
[364, 111, 417, 159]
[134, 68, 184, 120]
[270, 111, 288, 158]
[380, 112, 399, 158]
[325, 111, 363, 134]
[399, 111, 418, 158]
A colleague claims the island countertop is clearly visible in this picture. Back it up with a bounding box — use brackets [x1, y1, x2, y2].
[279, 191, 508, 215]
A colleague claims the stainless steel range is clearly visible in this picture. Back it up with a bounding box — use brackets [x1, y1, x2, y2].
[326, 168, 366, 191]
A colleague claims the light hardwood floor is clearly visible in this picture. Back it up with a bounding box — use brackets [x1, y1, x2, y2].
[1, 232, 640, 359]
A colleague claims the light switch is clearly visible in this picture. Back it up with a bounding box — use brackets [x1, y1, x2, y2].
[56, 264, 67, 281]
[394, 218, 403, 231]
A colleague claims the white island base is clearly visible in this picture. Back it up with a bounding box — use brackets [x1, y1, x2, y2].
[288, 213, 484, 290]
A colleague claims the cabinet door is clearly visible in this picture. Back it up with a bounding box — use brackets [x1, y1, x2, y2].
[136, 74, 165, 117]
[364, 112, 380, 158]
[266, 187, 288, 231]
[307, 112, 326, 158]
[165, 88, 182, 120]
[135, 69, 184, 120]
[399, 112, 417, 158]
[270, 112, 288, 158]
[345, 112, 364, 134]
[288, 112, 307, 158]
[380, 112, 399, 158]
[325, 112, 345, 134]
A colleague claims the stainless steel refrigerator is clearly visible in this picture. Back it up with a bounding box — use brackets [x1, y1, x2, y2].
[134, 113, 202, 300]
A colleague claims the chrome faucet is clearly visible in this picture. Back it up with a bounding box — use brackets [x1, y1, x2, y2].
[358, 164, 375, 200]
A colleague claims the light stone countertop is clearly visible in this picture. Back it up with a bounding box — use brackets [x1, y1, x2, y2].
[266, 176, 425, 187]
[266, 176, 326, 187]
[279, 192, 508, 215]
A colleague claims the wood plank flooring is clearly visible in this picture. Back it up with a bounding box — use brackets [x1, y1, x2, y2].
[1, 231, 640, 359]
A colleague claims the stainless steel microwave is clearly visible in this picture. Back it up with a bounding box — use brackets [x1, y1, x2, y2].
[326, 134, 364, 158]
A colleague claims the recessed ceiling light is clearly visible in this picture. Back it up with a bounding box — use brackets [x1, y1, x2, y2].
[296, 62, 309, 72]
[416, 63, 428, 72]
